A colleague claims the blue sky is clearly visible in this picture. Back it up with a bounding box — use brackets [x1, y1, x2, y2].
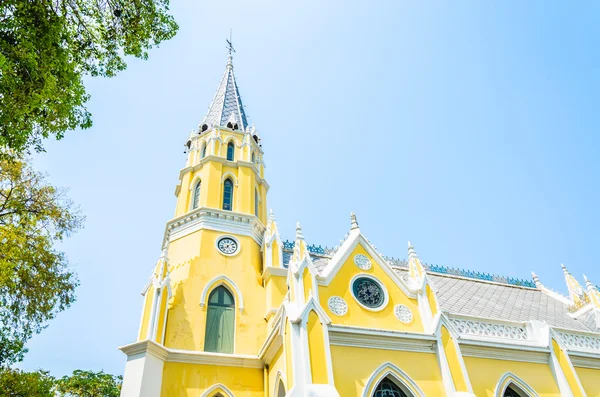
[23, 0, 600, 376]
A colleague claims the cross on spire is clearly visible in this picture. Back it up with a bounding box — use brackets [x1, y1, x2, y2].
[226, 29, 235, 56]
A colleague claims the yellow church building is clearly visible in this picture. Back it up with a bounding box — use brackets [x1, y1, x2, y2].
[119, 53, 600, 397]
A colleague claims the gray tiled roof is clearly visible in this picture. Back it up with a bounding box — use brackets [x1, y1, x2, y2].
[428, 273, 593, 332]
[202, 56, 248, 130]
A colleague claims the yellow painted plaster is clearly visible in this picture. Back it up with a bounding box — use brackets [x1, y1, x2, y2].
[440, 325, 468, 392]
[267, 347, 285, 397]
[163, 229, 266, 355]
[303, 267, 313, 303]
[161, 362, 263, 397]
[552, 339, 585, 397]
[318, 243, 423, 332]
[154, 289, 169, 343]
[330, 345, 446, 396]
[463, 356, 560, 397]
[138, 286, 155, 341]
[575, 366, 600, 397]
[426, 284, 438, 316]
[307, 310, 328, 384]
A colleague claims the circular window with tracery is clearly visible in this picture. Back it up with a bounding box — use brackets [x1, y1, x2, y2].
[352, 276, 386, 309]
[354, 254, 372, 270]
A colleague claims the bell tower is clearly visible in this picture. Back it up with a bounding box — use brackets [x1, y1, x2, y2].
[120, 52, 269, 397]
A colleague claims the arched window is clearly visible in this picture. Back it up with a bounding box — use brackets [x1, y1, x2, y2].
[226, 142, 235, 161]
[204, 286, 235, 354]
[192, 181, 201, 210]
[373, 377, 410, 397]
[276, 380, 286, 397]
[504, 385, 527, 397]
[200, 143, 207, 159]
[223, 179, 233, 211]
[254, 188, 259, 217]
[251, 152, 256, 163]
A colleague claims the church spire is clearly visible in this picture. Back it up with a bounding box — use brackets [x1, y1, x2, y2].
[202, 54, 249, 131]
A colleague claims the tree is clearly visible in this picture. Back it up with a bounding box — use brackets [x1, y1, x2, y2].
[56, 370, 122, 397]
[0, 0, 178, 153]
[0, 368, 55, 397]
[0, 157, 83, 366]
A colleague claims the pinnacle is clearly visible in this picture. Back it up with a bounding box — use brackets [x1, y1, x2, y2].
[350, 212, 359, 230]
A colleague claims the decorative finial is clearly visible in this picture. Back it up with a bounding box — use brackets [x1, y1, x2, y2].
[531, 271, 542, 287]
[583, 274, 594, 290]
[296, 221, 304, 240]
[350, 212, 359, 230]
[561, 263, 569, 274]
[269, 208, 275, 221]
[408, 241, 418, 259]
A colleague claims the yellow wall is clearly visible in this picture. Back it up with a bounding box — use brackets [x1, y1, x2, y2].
[440, 325, 468, 392]
[575, 366, 600, 397]
[330, 345, 446, 396]
[163, 229, 266, 355]
[138, 286, 155, 341]
[267, 347, 285, 397]
[318, 244, 423, 332]
[307, 311, 328, 384]
[464, 356, 560, 397]
[303, 267, 313, 303]
[552, 339, 585, 397]
[161, 362, 263, 397]
[426, 284, 437, 316]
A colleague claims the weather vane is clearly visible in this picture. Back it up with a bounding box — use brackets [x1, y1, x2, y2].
[226, 29, 235, 55]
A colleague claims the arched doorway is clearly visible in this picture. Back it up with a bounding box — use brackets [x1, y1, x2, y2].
[276, 379, 286, 397]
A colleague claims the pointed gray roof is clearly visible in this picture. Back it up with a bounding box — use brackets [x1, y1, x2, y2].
[202, 55, 249, 130]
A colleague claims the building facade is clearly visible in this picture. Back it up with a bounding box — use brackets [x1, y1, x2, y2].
[119, 54, 600, 397]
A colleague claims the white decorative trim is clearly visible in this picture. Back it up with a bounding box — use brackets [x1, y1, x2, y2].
[119, 340, 263, 368]
[494, 372, 539, 397]
[459, 342, 550, 364]
[199, 275, 245, 312]
[201, 383, 235, 397]
[328, 325, 436, 353]
[327, 296, 348, 316]
[361, 361, 426, 397]
[215, 234, 241, 257]
[569, 353, 600, 369]
[221, 171, 239, 187]
[557, 330, 600, 353]
[394, 304, 413, 324]
[164, 207, 265, 247]
[354, 254, 372, 270]
[450, 318, 527, 341]
[349, 274, 389, 312]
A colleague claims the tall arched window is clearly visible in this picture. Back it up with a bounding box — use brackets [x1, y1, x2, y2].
[226, 142, 235, 161]
[373, 377, 410, 397]
[504, 385, 527, 397]
[204, 286, 235, 354]
[254, 188, 259, 217]
[200, 143, 207, 159]
[223, 179, 233, 211]
[192, 181, 201, 210]
[251, 152, 256, 163]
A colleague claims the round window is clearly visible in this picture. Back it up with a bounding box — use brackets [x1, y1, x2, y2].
[352, 277, 385, 309]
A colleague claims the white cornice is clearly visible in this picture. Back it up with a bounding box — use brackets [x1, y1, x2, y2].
[569, 352, 600, 369]
[459, 341, 550, 364]
[262, 266, 288, 281]
[119, 340, 263, 368]
[163, 207, 265, 247]
[328, 325, 437, 353]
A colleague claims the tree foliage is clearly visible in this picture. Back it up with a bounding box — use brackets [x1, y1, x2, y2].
[0, 0, 178, 153]
[0, 157, 83, 366]
[0, 368, 55, 397]
[56, 370, 122, 397]
[0, 368, 122, 397]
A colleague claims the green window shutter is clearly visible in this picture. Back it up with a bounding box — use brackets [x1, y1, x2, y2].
[204, 286, 235, 353]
